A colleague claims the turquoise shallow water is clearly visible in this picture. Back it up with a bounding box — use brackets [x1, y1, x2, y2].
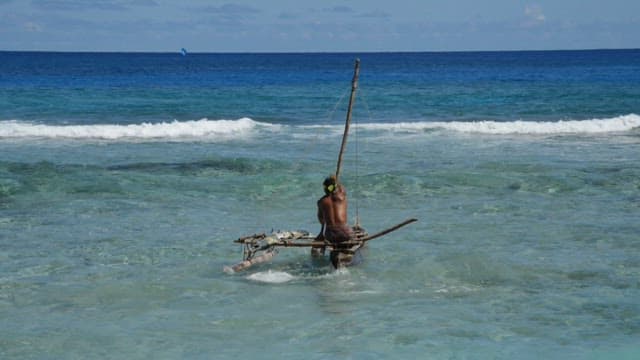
[1, 51, 640, 359]
[1, 128, 639, 359]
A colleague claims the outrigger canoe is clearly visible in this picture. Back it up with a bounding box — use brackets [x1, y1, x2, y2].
[224, 59, 417, 273]
[225, 219, 417, 272]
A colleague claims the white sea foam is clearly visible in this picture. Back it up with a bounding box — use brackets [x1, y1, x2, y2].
[2, 114, 638, 141]
[246, 270, 296, 284]
[358, 114, 640, 135]
[0, 117, 273, 140]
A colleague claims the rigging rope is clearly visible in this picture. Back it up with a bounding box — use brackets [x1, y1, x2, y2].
[353, 86, 374, 228]
[328, 90, 350, 125]
[354, 95, 360, 227]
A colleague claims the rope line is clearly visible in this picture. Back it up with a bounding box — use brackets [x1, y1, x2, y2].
[353, 86, 374, 228]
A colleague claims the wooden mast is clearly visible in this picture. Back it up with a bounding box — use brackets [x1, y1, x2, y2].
[335, 58, 360, 183]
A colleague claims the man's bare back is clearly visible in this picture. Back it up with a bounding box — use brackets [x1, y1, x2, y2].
[317, 176, 352, 244]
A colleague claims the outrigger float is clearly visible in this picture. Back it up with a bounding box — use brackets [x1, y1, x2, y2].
[225, 59, 417, 272]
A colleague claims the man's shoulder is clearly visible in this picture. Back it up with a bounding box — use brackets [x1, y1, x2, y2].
[318, 195, 330, 204]
[332, 189, 346, 201]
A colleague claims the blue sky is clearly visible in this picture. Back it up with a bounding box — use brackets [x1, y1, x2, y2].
[1, 0, 639, 52]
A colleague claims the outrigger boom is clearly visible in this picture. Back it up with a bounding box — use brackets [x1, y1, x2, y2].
[234, 218, 417, 248]
[225, 218, 417, 273]
[225, 59, 417, 272]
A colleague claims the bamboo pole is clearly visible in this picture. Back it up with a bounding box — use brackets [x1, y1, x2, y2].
[358, 218, 417, 242]
[335, 58, 360, 183]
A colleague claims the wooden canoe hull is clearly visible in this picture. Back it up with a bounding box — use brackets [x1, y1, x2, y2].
[329, 226, 368, 269]
[330, 244, 365, 268]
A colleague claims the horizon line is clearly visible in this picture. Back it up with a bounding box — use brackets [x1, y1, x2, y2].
[1, 47, 639, 55]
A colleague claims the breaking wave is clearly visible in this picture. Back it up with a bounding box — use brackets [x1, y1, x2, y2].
[1, 114, 638, 141]
[358, 114, 640, 135]
[0, 117, 274, 141]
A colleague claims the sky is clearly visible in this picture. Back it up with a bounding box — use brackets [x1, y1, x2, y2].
[1, 0, 639, 52]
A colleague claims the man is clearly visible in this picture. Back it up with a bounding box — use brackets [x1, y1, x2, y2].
[314, 175, 353, 256]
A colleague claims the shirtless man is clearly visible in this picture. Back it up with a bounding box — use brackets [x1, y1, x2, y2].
[314, 175, 352, 256]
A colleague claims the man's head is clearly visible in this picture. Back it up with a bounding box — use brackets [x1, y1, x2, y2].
[323, 175, 337, 195]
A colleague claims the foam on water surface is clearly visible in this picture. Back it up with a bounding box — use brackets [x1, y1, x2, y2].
[0, 117, 271, 141]
[358, 114, 640, 135]
[246, 270, 296, 284]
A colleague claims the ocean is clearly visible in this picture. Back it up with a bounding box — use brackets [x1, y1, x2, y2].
[1, 50, 639, 359]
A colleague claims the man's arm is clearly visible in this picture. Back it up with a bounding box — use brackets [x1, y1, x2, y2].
[316, 199, 325, 240]
[317, 200, 324, 224]
[333, 184, 346, 201]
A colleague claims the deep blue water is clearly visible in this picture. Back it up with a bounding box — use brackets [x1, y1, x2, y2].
[1, 50, 639, 359]
[2, 50, 639, 125]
